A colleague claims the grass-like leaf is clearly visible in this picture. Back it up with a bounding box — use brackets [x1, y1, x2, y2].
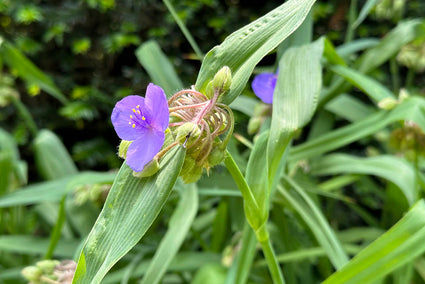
[72, 146, 185, 284]
[0, 39, 68, 104]
[311, 154, 417, 205]
[141, 184, 198, 284]
[136, 40, 184, 97]
[323, 199, 425, 284]
[195, 0, 316, 105]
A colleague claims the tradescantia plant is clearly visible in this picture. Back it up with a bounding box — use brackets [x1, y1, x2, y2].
[7, 1, 425, 284]
[72, 0, 317, 283]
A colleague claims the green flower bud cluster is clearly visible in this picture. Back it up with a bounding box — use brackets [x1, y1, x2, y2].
[397, 39, 425, 73]
[375, 0, 405, 21]
[74, 183, 111, 205]
[21, 260, 60, 283]
[247, 103, 272, 135]
[389, 121, 425, 160]
[168, 67, 234, 183]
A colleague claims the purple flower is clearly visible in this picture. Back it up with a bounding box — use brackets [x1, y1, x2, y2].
[251, 72, 277, 104]
[111, 83, 169, 172]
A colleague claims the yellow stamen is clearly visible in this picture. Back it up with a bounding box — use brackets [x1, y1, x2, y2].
[130, 115, 133, 118]
[129, 121, 131, 125]
[132, 124, 136, 128]
[137, 105, 140, 108]
[142, 116, 146, 121]
[132, 109, 136, 113]
[137, 110, 141, 114]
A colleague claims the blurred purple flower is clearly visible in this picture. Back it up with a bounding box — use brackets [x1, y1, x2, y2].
[111, 83, 169, 172]
[251, 72, 277, 104]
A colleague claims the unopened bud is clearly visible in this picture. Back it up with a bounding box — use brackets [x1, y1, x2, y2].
[205, 66, 232, 99]
[21, 266, 42, 282]
[378, 97, 398, 110]
[175, 122, 201, 147]
[36, 259, 60, 274]
[118, 140, 132, 159]
[248, 117, 262, 135]
[133, 157, 160, 178]
[181, 163, 203, 184]
[208, 147, 226, 167]
[179, 156, 196, 177]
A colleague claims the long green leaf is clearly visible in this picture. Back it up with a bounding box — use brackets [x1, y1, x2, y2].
[141, 183, 198, 284]
[195, 0, 316, 105]
[330, 65, 395, 103]
[356, 19, 425, 73]
[72, 146, 185, 284]
[0, 39, 68, 104]
[290, 96, 425, 161]
[103, 252, 221, 283]
[0, 235, 78, 258]
[310, 154, 417, 205]
[0, 172, 115, 208]
[136, 40, 184, 97]
[268, 38, 324, 181]
[278, 176, 349, 269]
[33, 129, 78, 180]
[323, 200, 425, 284]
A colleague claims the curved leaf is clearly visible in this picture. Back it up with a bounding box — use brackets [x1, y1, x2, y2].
[311, 154, 417, 205]
[72, 146, 185, 284]
[195, 0, 316, 105]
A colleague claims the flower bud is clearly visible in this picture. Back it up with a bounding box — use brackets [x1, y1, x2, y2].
[175, 122, 201, 147]
[207, 146, 226, 167]
[378, 97, 398, 110]
[179, 155, 196, 177]
[36, 259, 60, 274]
[118, 140, 132, 159]
[248, 117, 262, 135]
[133, 157, 160, 178]
[21, 266, 42, 282]
[205, 66, 232, 99]
[181, 163, 203, 184]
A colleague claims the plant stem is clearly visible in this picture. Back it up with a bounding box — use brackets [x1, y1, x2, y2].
[224, 151, 285, 284]
[259, 227, 285, 284]
[390, 57, 400, 93]
[162, 0, 203, 60]
[224, 151, 260, 213]
[405, 68, 416, 88]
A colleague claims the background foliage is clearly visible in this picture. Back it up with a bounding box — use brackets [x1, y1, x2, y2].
[1, 0, 425, 283]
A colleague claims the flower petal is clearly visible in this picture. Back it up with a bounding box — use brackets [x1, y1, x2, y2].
[145, 83, 169, 131]
[251, 72, 277, 104]
[111, 95, 148, 141]
[125, 129, 165, 172]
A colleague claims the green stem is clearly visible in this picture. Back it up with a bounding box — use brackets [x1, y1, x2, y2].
[344, 0, 357, 44]
[10, 96, 38, 137]
[259, 231, 285, 284]
[224, 151, 284, 284]
[162, 0, 203, 60]
[390, 57, 400, 93]
[44, 196, 66, 259]
[224, 151, 260, 213]
[405, 68, 416, 88]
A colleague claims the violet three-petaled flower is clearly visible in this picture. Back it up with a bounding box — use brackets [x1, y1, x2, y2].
[111, 83, 169, 172]
[251, 72, 277, 104]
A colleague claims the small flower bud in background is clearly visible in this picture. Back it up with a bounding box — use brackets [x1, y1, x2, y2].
[375, 0, 405, 22]
[397, 39, 425, 73]
[21, 266, 42, 282]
